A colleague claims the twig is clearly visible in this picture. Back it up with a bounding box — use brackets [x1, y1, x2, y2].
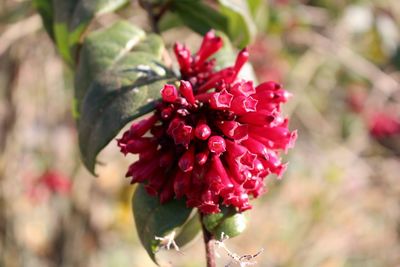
[155, 231, 180, 251]
[201, 217, 216, 267]
[138, 0, 160, 33]
[215, 233, 263, 267]
[154, 0, 172, 22]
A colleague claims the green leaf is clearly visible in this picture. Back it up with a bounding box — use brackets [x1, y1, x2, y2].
[67, 0, 130, 60]
[54, 21, 73, 64]
[52, 0, 79, 64]
[35, 0, 129, 64]
[132, 185, 193, 263]
[247, 0, 262, 16]
[171, 0, 228, 35]
[158, 11, 184, 32]
[218, 0, 257, 48]
[75, 21, 175, 174]
[202, 207, 247, 240]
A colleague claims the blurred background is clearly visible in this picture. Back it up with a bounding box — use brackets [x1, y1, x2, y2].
[1, 0, 400, 266]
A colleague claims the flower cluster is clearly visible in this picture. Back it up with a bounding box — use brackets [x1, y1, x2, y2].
[118, 31, 296, 214]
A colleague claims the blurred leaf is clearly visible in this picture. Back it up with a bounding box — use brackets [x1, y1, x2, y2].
[360, 27, 386, 65]
[175, 212, 201, 247]
[202, 207, 247, 240]
[218, 0, 257, 48]
[75, 21, 175, 173]
[213, 31, 258, 82]
[247, 0, 262, 16]
[390, 45, 400, 70]
[213, 31, 235, 70]
[132, 185, 193, 263]
[267, 8, 284, 34]
[341, 113, 363, 140]
[158, 11, 184, 32]
[307, 0, 344, 17]
[144, 0, 169, 5]
[171, 0, 228, 35]
[33, 0, 54, 39]
[247, 0, 269, 32]
[35, 0, 129, 64]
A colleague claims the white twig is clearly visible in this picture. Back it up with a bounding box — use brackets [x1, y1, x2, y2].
[155, 231, 180, 251]
[214, 233, 264, 267]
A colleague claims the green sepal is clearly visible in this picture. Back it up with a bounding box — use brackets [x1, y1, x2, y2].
[202, 207, 247, 240]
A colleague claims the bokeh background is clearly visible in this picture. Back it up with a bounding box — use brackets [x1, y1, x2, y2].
[1, 0, 400, 266]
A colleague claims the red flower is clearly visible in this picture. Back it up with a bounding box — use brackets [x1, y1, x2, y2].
[118, 31, 297, 214]
[27, 170, 71, 203]
[369, 112, 400, 138]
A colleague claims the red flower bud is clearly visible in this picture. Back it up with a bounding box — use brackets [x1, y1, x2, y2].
[195, 121, 212, 140]
[161, 84, 178, 102]
[234, 48, 249, 73]
[179, 146, 195, 172]
[179, 80, 196, 105]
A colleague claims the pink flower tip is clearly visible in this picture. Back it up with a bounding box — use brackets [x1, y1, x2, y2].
[209, 89, 233, 110]
[208, 136, 226, 155]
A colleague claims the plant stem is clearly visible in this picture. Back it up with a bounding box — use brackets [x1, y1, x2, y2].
[201, 219, 216, 267]
[138, 0, 160, 33]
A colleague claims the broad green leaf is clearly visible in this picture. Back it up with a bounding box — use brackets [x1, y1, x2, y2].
[75, 21, 146, 106]
[171, 0, 228, 35]
[75, 21, 175, 173]
[202, 207, 247, 240]
[67, 0, 130, 59]
[131, 34, 165, 55]
[132, 185, 193, 263]
[52, 0, 79, 64]
[218, 0, 257, 48]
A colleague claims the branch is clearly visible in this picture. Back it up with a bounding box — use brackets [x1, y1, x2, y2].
[201, 217, 216, 267]
[138, 0, 160, 33]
